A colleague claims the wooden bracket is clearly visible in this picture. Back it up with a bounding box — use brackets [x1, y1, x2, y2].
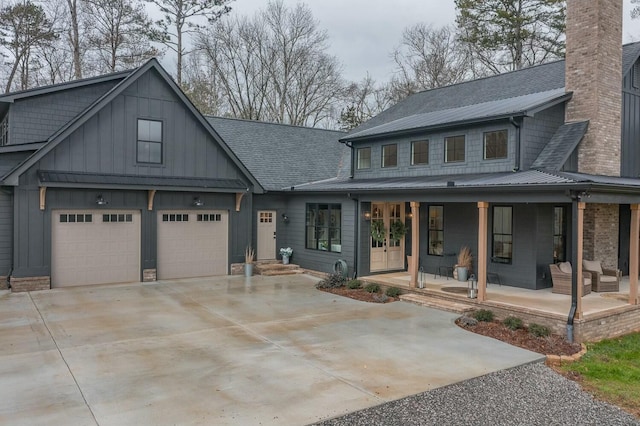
[235, 192, 245, 212]
[148, 189, 156, 211]
[39, 187, 46, 211]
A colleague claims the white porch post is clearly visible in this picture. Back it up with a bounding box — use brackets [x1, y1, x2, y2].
[477, 202, 488, 301]
[410, 202, 420, 288]
[630, 204, 639, 305]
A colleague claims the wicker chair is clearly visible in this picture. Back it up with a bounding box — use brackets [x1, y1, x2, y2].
[549, 262, 592, 295]
[583, 260, 621, 292]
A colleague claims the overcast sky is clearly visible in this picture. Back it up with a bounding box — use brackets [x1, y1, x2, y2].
[226, 0, 639, 83]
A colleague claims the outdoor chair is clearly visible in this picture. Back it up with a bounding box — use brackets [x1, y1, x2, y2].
[549, 262, 592, 296]
[582, 260, 621, 292]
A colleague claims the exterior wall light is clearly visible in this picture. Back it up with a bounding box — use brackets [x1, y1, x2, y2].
[282, 213, 289, 223]
[363, 211, 371, 220]
[95, 195, 108, 206]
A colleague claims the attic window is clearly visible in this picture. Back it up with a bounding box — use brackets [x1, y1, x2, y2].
[137, 119, 163, 164]
[0, 115, 8, 146]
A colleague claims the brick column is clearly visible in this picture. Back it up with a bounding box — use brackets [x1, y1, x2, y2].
[582, 204, 619, 269]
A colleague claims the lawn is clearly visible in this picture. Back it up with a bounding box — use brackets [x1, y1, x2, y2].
[562, 332, 640, 418]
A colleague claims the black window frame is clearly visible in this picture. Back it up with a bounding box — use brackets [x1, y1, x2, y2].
[492, 206, 513, 264]
[356, 147, 371, 170]
[428, 205, 444, 256]
[553, 206, 567, 263]
[381, 144, 397, 168]
[137, 119, 163, 164]
[411, 140, 429, 165]
[483, 129, 508, 160]
[305, 203, 342, 253]
[444, 135, 465, 163]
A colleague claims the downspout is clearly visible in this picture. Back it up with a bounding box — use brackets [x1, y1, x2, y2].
[344, 141, 355, 178]
[509, 117, 521, 172]
[567, 192, 580, 343]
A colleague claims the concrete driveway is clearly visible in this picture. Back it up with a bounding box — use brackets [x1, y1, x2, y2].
[0, 274, 543, 425]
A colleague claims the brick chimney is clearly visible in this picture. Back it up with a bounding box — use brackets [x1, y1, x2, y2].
[565, 0, 623, 177]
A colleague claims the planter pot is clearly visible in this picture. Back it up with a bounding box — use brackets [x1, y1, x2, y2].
[245, 263, 253, 277]
[457, 266, 468, 282]
[282, 255, 290, 265]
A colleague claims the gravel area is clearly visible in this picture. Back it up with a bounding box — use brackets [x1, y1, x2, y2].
[313, 362, 640, 426]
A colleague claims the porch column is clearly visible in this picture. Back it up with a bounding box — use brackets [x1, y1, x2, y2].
[576, 202, 585, 319]
[630, 205, 640, 305]
[477, 202, 488, 301]
[410, 202, 420, 288]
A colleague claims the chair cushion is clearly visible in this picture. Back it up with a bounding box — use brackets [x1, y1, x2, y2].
[558, 262, 572, 274]
[600, 275, 617, 283]
[584, 277, 592, 286]
[583, 260, 603, 274]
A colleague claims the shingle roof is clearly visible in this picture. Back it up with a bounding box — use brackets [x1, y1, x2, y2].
[345, 42, 640, 141]
[532, 121, 589, 171]
[206, 116, 347, 191]
[346, 88, 570, 140]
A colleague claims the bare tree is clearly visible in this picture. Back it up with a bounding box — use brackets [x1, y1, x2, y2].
[145, 0, 232, 86]
[338, 74, 393, 130]
[66, 0, 82, 78]
[84, 0, 159, 73]
[0, 1, 57, 92]
[181, 52, 225, 116]
[196, 1, 344, 127]
[389, 23, 476, 101]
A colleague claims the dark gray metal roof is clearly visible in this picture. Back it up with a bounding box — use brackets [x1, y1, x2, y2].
[345, 89, 570, 140]
[532, 121, 589, 171]
[206, 116, 347, 191]
[38, 170, 248, 192]
[345, 42, 640, 142]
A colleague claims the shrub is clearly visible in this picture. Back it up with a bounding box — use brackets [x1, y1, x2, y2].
[473, 309, 494, 322]
[364, 283, 380, 293]
[503, 316, 524, 331]
[385, 287, 401, 298]
[347, 279, 362, 289]
[529, 323, 551, 338]
[315, 273, 346, 289]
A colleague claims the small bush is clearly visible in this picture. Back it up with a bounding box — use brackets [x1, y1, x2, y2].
[347, 279, 362, 289]
[458, 316, 478, 327]
[364, 283, 380, 293]
[373, 293, 389, 303]
[529, 323, 551, 338]
[385, 287, 401, 298]
[503, 316, 524, 331]
[315, 273, 346, 289]
[473, 309, 494, 322]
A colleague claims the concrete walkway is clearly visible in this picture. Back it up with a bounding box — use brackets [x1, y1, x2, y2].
[0, 275, 544, 425]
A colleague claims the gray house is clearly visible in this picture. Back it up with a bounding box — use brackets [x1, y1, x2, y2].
[0, 60, 261, 291]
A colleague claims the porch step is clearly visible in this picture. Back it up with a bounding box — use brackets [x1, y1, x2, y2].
[254, 262, 304, 276]
[399, 293, 475, 315]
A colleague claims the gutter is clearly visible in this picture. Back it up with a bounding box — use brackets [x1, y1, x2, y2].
[509, 117, 522, 172]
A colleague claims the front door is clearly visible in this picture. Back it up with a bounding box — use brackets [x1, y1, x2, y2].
[257, 210, 277, 260]
[370, 202, 405, 272]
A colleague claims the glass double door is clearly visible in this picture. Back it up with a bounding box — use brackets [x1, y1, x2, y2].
[370, 202, 405, 272]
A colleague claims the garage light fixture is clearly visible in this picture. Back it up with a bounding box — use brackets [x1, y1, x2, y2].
[192, 197, 204, 207]
[95, 195, 108, 206]
[282, 213, 289, 223]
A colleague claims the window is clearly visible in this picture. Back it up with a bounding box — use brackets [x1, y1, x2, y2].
[428, 206, 444, 255]
[162, 214, 189, 222]
[103, 214, 133, 223]
[0, 115, 8, 146]
[137, 119, 163, 164]
[634, 63, 640, 89]
[356, 147, 371, 169]
[411, 140, 429, 165]
[492, 206, 513, 264]
[484, 130, 508, 159]
[60, 214, 92, 223]
[197, 214, 222, 222]
[553, 207, 566, 263]
[306, 204, 341, 252]
[445, 135, 465, 163]
[382, 144, 397, 168]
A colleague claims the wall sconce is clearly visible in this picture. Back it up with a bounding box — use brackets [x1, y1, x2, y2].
[282, 213, 289, 223]
[192, 197, 204, 207]
[95, 195, 108, 206]
[406, 212, 413, 219]
[363, 211, 371, 221]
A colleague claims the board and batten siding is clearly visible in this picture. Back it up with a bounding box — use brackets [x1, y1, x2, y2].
[622, 59, 640, 178]
[283, 195, 356, 277]
[0, 189, 12, 277]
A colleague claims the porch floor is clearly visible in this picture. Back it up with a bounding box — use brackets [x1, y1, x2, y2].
[360, 272, 635, 319]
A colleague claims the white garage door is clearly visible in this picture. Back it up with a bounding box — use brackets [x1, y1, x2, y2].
[52, 210, 141, 288]
[157, 211, 229, 280]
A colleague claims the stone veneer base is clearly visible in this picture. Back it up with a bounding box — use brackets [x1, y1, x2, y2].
[10, 276, 51, 292]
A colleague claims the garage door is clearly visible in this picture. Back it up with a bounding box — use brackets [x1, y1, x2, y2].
[157, 211, 228, 279]
[52, 210, 141, 288]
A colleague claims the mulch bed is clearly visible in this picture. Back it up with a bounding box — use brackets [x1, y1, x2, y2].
[318, 287, 398, 303]
[456, 319, 583, 356]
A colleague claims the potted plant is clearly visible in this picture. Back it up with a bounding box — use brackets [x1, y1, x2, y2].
[244, 246, 255, 277]
[280, 247, 293, 264]
[456, 246, 472, 282]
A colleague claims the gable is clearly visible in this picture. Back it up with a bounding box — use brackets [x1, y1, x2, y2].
[32, 68, 249, 184]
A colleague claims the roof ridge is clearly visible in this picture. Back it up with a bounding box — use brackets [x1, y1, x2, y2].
[206, 115, 346, 134]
